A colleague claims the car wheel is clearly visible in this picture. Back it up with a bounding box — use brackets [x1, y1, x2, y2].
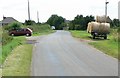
[11, 34, 14, 36]
[26, 33, 30, 36]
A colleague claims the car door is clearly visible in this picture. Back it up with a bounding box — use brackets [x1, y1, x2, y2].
[16, 29, 23, 35]
[15, 30, 21, 35]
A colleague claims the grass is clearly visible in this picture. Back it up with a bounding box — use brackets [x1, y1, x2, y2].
[89, 39, 118, 59]
[2, 44, 33, 76]
[32, 30, 55, 36]
[70, 30, 119, 59]
[0, 27, 2, 42]
[70, 30, 91, 39]
[0, 27, 2, 77]
[0, 27, 2, 64]
[0, 69, 2, 78]
[2, 36, 25, 64]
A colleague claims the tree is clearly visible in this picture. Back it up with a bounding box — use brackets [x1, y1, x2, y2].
[59, 22, 68, 30]
[24, 20, 36, 25]
[74, 24, 81, 30]
[84, 15, 95, 30]
[47, 15, 65, 30]
[111, 19, 120, 28]
[68, 21, 75, 30]
[69, 15, 95, 30]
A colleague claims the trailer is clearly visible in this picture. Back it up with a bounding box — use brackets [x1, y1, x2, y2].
[87, 22, 110, 39]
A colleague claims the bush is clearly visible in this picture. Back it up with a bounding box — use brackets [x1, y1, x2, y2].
[2, 30, 13, 45]
[68, 23, 75, 30]
[0, 27, 2, 44]
[4, 22, 22, 31]
[118, 27, 120, 41]
[111, 28, 120, 42]
[27, 24, 51, 33]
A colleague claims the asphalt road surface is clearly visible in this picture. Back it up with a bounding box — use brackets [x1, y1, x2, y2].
[31, 30, 118, 76]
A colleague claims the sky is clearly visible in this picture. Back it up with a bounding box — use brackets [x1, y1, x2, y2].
[0, 0, 119, 23]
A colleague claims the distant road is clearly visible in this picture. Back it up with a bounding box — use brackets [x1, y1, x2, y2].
[31, 30, 118, 76]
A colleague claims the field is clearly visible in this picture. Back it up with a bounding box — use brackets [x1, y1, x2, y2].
[70, 29, 119, 59]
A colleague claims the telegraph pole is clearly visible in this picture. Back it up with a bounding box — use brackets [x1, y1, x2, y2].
[28, 0, 31, 20]
[118, 1, 120, 21]
[37, 11, 39, 23]
[105, 0, 109, 23]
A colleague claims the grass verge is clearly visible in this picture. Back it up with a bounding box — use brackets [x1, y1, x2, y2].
[2, 36, 25, 64]
[70, 30, 118, 59]
[32, 30, 55, 36]
[2, 44, 33, 76]
[89, 40, 118, 59]
[70, 30, 91, 40]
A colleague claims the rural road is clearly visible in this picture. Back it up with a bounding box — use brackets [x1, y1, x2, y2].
[30, 30, 118, 76]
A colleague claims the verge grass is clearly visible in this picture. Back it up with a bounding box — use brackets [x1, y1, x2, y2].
[2, 36, 25, 64]
[0, 27, 2, 64]
[2, 44, 33, 76]
[32, 29, 55, 36]
[70, 30, 91, 40]
[70, 30, 119, 59]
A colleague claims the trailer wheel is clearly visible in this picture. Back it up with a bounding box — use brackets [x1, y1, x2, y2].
[104, 35, 107, 39]
[93, 34, 96, 39]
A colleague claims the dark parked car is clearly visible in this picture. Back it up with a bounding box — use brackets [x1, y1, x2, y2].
[9, 28, 32, 36]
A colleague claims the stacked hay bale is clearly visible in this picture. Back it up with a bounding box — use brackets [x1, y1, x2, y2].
[99, 23, 110, 34]
[87, 22, 100, 33]
[96, 15, 111, 23]
[87, 16, 110, 39]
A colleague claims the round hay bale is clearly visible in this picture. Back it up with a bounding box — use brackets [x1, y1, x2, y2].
[87, 22, 100, 33]
[96, 15, 111, 23]
[99, 23, 110, 34]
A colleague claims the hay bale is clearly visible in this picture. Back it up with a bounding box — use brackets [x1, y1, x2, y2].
[96, 15, 111, 23]
[87, 22, 110, 34]
[99, 23, 110, 33]
[87, 22, 91, 33]
[87, 22, 100, 33]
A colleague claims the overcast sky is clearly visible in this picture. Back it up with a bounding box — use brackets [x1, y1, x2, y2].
[0, 0, 119, 22]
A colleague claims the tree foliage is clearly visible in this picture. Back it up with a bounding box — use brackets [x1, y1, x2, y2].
[47, 15, 65, 30]
[24, 20, 36, 25]
[111, 19, 120, 28]
[69, 15, 95, 30]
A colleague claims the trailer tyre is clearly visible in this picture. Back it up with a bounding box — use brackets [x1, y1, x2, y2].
[93, 34, 96, 39]
[104, 35, 107, 39]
